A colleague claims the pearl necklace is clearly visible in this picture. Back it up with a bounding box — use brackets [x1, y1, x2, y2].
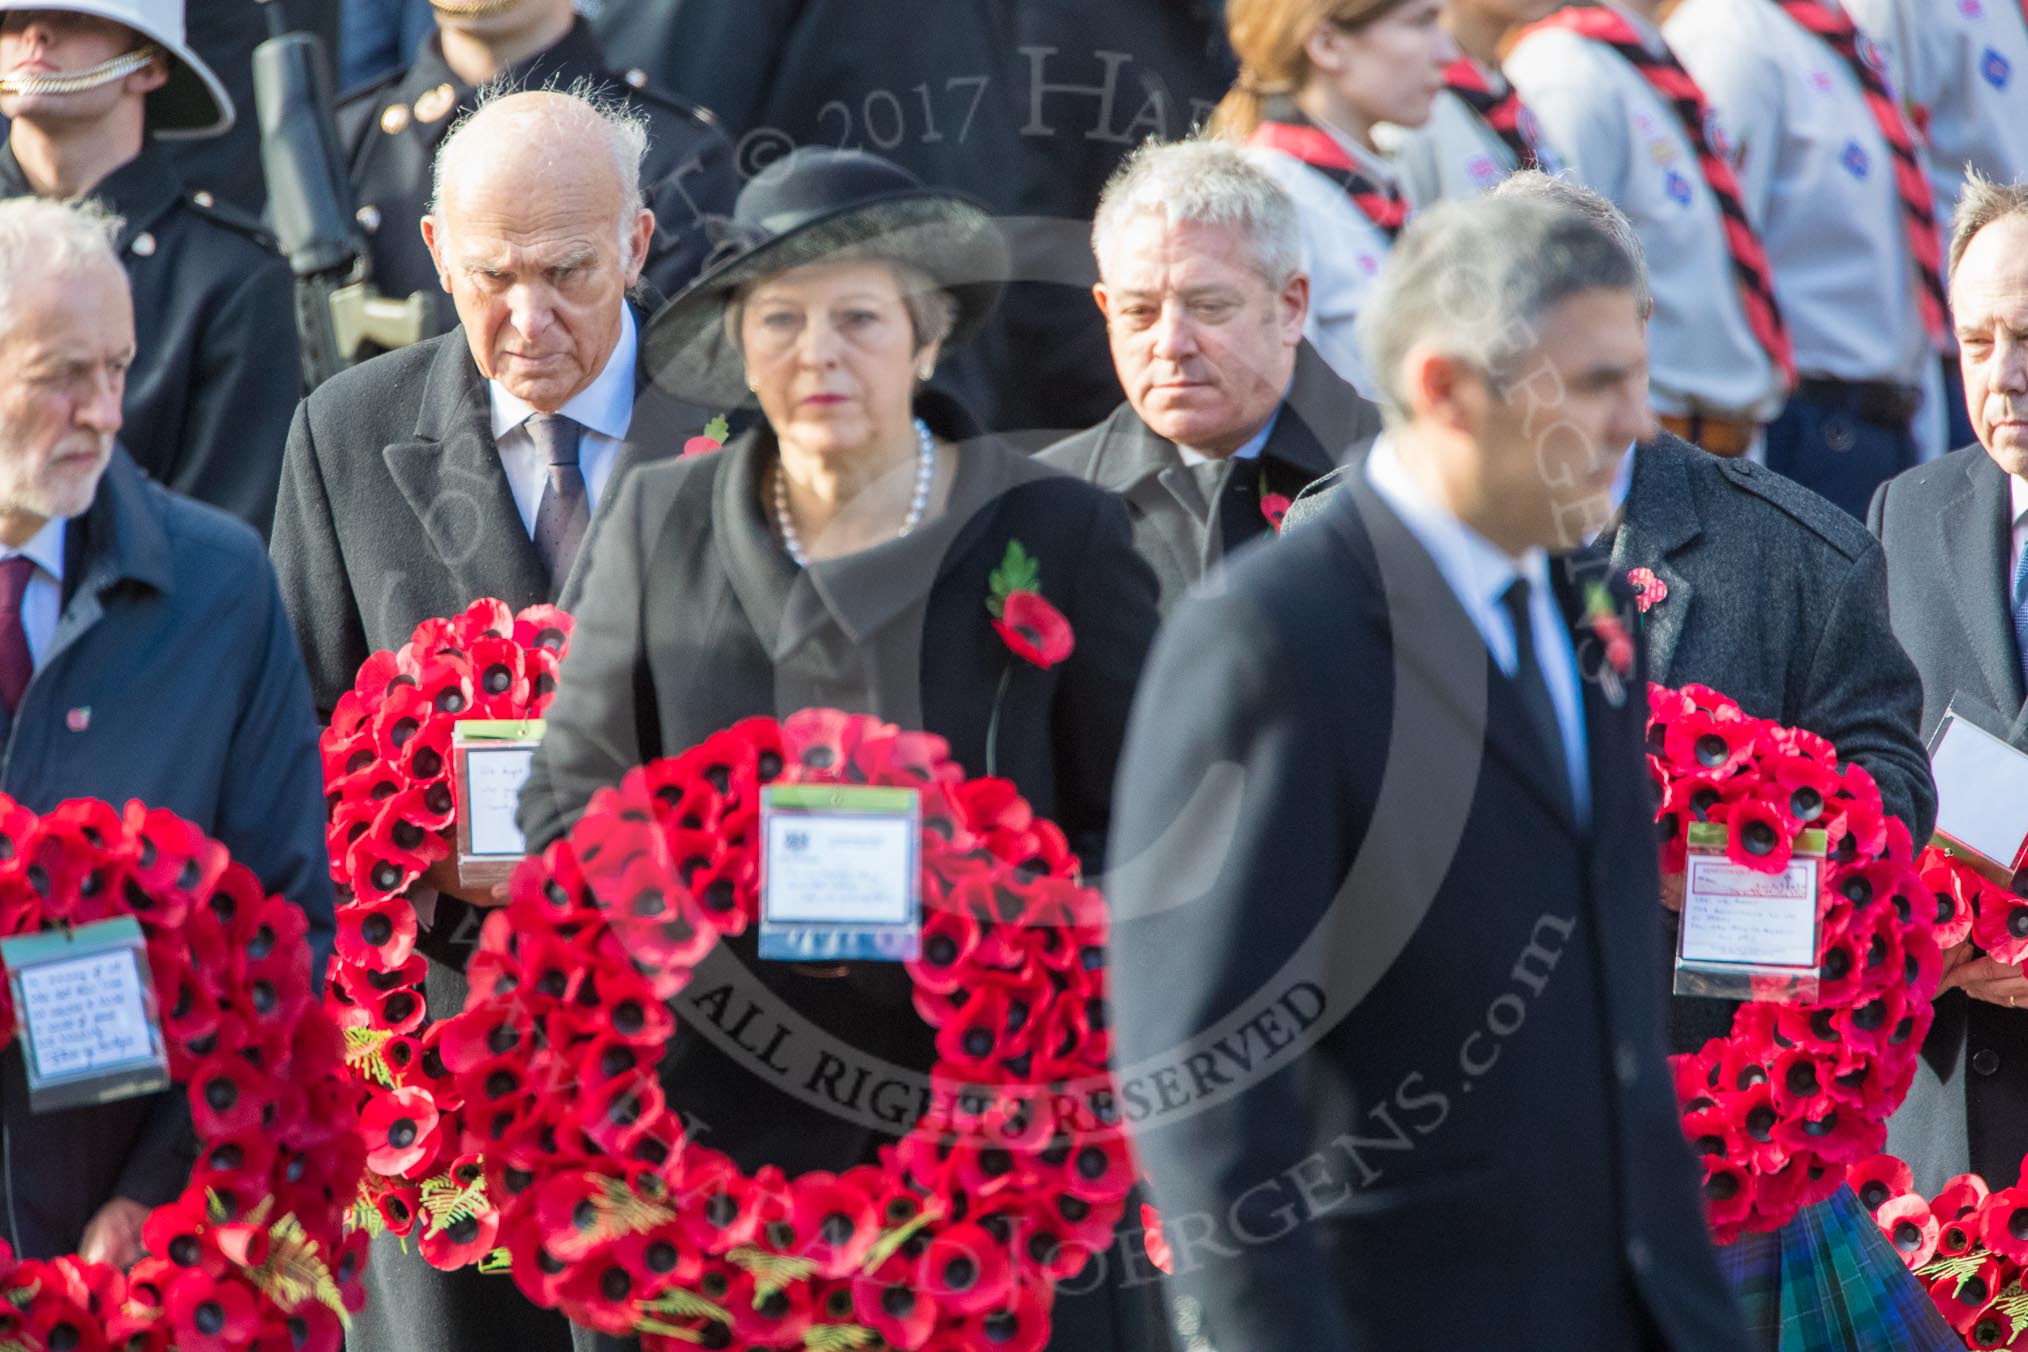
[773, 418, 936, 567]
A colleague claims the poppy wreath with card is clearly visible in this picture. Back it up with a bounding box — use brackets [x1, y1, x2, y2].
[1851, 1152, 2028, 1348]
[0, 796, 365, 1352]
[443, 709, 1133, 1350]
[320, 599, 572, 1270]
[1647, 684, 1944, 1243]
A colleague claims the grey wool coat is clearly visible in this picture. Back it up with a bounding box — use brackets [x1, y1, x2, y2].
[1038, 341, 1383, 613]
[1870, 445, 2028, 1194]
[268, 316, 705, 1352]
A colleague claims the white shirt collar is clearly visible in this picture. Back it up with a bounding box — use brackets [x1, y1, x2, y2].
[488, 304, 637, 444]
[1317, 119, 1402, 187]
[1, 516, 65, 582]
[1365, 433, 1550, 622]
[2011, 472, 2028, 528]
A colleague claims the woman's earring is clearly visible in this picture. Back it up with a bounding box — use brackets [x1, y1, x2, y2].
[917, 364, 934, 381]
[746, 373, 759, 392]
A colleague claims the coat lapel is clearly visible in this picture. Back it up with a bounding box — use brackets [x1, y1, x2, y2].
[1343, 480, 1583, 838]
[1088, 405, 1207, 587]
[1939, 451, 2025, 719]
[381, 338, 550, 610]
[1609, 440, 1700, 684]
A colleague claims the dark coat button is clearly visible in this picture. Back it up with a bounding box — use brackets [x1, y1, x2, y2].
[1974, 1048, 2001, 1076]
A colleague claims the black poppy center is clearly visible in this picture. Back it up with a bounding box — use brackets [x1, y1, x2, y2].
[1741, 820, 1778, 856]
[387, 1117, 418, 1148]
[195, 1303, 226, 1336]
[1703, 1171, 1739, 1201]
[1693, 733, 1730, 768]
[483, 665, 513, 694]
[1789, 786, 1823, 821]
[882, 1285, 915, 1317]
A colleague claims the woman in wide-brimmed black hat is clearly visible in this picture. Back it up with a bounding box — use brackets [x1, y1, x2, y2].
[518, 146, 1166, 1352]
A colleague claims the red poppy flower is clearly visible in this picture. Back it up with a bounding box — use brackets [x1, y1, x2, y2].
[1933, 1256, 2007, 1335]
[362, 1086, 443, 1176]
[993, 592, 1075, 669]
[164, 1271, 259, 1352]
[789, 1173, 880, 1278]
[1983, 1187, 2028, 1263]
[420, 1206, 500, 1271]
[1846, 1154, 1914, 1215]
[1663, 710, 1756, 779]
[143, 1199, 222, 1276]
[1700, 1156, 1754, 1227]
[955, 1275, 1052, 1352]
[189, 1052, 276, 1137]
[336, 897, 418, 974]
[1724, 795, 1794, 873]
[854, 1255, 939, 1349]
[1141, 1203, 1173, 1275]
[682, 432, 722, 456]
[1260, 493, 1291, 533]
[918, 1222, 1013, 1317]
[1936, 1173, 1991, 1224]
[1627, 566, 1667, 613]
[1875, 1193, 1939, 1270]
[1974, 887, 2028, 966]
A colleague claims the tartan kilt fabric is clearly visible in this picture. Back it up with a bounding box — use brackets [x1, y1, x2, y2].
[1717, 1186, 1958, 1352]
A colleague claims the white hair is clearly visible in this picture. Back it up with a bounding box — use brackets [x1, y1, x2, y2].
[428, 78, 652, 265]
[0, 197, 124, 330]
[1950, 166, 2028, 282]
[1091, 137, 1302, 286]
[1357, 195, 1644, 422]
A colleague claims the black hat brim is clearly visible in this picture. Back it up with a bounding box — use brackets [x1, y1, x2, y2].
[644, 191, 1008, 408]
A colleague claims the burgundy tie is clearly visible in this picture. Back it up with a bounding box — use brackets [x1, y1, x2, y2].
[0, 556, 37, 717]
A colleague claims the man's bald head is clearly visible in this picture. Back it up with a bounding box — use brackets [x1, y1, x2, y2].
[420, 86, 657, 410]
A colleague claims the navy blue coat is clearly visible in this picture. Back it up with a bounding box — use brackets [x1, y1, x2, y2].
[0, 450, 332, 1258]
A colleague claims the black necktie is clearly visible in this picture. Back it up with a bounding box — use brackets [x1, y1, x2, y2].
[1499, 577, 1573, 817]
[528, 413, 588, 596]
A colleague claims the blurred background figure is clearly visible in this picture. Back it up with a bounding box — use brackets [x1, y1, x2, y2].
[1380, 0, 1564, 203]
[1209, 0, 1454, 392]
[1667, 0, 1946, 517]
[340, 0, 432, 88]
[0, 0, 299, 532]
[1505, 0, 1793, 455]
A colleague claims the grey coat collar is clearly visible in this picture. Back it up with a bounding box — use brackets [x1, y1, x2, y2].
[1608, 435, 1703, 679]
[1939, 446, 2025, 716]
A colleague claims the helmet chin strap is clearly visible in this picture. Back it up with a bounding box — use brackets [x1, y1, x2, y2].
[429, 0, 524, 18]
[0, 44, 160, 97]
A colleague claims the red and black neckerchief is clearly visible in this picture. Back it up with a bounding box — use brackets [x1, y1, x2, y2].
[1442, 55, 1550, 170]
[1525, 7, 1797, 386]
[1773, 0, 1948, 345]
[1247, 100, 1410, 240]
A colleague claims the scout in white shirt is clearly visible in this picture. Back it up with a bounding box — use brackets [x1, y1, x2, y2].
[1209, 0, 1455, 391]
[1506, 1, 1788, 449]
[1379, 0, 1564, 204]
[1667, 0, 1944, 515]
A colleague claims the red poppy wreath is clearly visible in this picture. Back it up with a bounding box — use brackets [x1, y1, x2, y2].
[1648, 683, 1943, 1243]
[1852, 1153, 2028, 1347]
[320, 599, 571, 1269]
[442, 709, 1133, 1350]
[0, 796, 364, 1351]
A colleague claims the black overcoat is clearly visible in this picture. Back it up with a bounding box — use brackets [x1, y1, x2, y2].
[0, 142, 300, 534]
[337, 20, 738, 343]
[1038, 343, 1382, 613]
[1109, 477, 1749, 1350]
[1870, 445, 2028, 1192]
[516, 395, 1165, 1351]
[269, 316, 699, 1352]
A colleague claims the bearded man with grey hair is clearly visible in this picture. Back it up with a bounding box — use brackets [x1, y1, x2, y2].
[0, 195, 330, 1265]
[1038, 138, 1381, 612]
[1109, 192, 1748, 1350]
[270, 85, 707, 1352]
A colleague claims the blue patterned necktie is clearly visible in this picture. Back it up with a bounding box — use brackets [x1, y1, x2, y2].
[2013, 535, 2028, 698]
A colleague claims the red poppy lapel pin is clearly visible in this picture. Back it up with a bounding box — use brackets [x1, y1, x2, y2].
[682, 413, 730, 457]
[986, 540, 1074, 669]
[1584, 579, 1635, 706]
[1260, 493, 1292, 533]
[1628, 566, 1668, 614]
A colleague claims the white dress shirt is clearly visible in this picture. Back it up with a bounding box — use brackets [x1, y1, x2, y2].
[1248, 137, 1396, 395]
[1, 517, 65, 668]
[1843, 0, 2028, 240]
[1379, 72, 1565, 207]
[1366, 436, 1592, 822]
[487, 304, 638, 535]
[1506, 9, 1787, 422]
[1665, 0, 1932, 390]
[2011, 471, 2028, 600]
[1176, 403, 1282, 469]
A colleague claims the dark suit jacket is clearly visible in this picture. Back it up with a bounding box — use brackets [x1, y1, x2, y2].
[1037, 343, 1383, 612]
[1109, 479, 1746, 1351]
[1869, 444, 2028, 1189]
[0, 451, 330, 1258]
[270, 312, 700, 717]
[517, 398, 1162, 1352]
[0, 142, 300, 534]
[270, 320, 695, 1352]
